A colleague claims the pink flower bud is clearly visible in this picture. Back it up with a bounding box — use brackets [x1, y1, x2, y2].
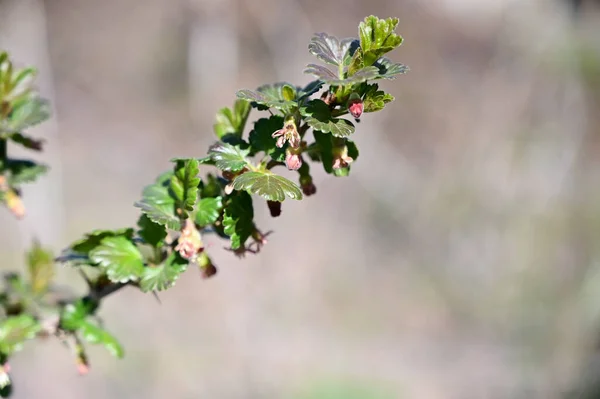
[347, 93, 363, 119]
[175, 219, 204, 260]
[285, 151, 302, 171]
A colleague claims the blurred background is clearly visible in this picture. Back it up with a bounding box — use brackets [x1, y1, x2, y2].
[1, 0, 600, 398]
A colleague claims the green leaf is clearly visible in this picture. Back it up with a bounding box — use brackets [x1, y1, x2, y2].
[199, 173, 223, 198]
[213, 99, 251, 139]
[6, 97, 51, 132]
[78, 320, 124, 358]
[27, 240, 55, 294]
[222, 191, 254, 250]
[0, 315, 41, 355]
[58, 228, 134, 265]
[208, 142, 251, 172]
[236, 82, 297, 111]
[195, 196, 223, 227]
[300, 100, 355, 138]
[60, 298, 98, 331]
[374, 57, 409, 79]
[170, 158, 200, 213]
[134, 182, 181, 230]
[59, 299, 123, 358]
[362, 83, 395, 113]
[232, 171, 302, 202]
[359, 16, 404, 66]
[308, 33, 359, 68]
[140, 252, 188, 292]
[136, 214, 167, 247]
[89, 236, 145, 283]
[2, 132, 43, 151]
[304, 64, 380, 86]
[2, 159, 48, 185]
[312, 130, 334, 174]
[248, 115, 284, 156]
[297, 80, 324, 102]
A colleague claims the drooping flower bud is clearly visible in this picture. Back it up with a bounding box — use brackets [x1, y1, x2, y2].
[347, 92, 363, 119]
[272, 116, 301, 149]
[197, 252, 217, 279]
[285, 148, 302, 171]
[332, 146, 354, 170]
[267, 200, 281, 217]
[300, 177, 317, 196]
[175, 219, 204, 261]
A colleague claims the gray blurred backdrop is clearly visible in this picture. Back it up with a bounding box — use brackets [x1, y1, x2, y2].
[1, 0, 600, 398]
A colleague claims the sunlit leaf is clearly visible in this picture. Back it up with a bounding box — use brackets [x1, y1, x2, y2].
[213, 99, 251, 139]
[374, 57, 409, 79]
[134, 183, 180, 231]
[308, 32, 359, 67]
[140, 252, 188, 292]
[303, 64, 380, 86]
[27, 240, 54, 295]
[359, 15, 403, 66]
[170, 158, 200, 213]
[362, 83, 395, 113]
[300, 100, 355, 138]
[136, 214, 167, 247]
[195, 196, 222, 227]
[232, 171, 302, 202]
[207, 142, 251, 172]
[0, 315, 40, 355]
[89, 236, 145, 283]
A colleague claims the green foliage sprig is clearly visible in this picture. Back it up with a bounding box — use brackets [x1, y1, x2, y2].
[0, 15, 407, 397]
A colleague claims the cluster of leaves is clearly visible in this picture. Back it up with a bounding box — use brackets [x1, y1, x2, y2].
[0, 15, 407, 397]
[0, 52, 51, 218]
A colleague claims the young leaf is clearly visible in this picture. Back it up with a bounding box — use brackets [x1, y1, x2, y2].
[5, 97, 51, 132]
[374, 57, 409, 79]
[27, 240, 55, 295]
[222, 191, 254, 250]
[3, 159, 48, 185]
[248, 116, 284, 155]
[232, 171, 302, 202]
[0, 315, 41, 355]
[362, 83, 394, 113]
[195, 196, 223, 227]
[170, 158, 200, 213]
[2, 132, 43, 151]
[134, 183, 181, 231]
[208, 142, 251, 172]
[359, 16, 404, 66]
[236, 82, 297, 112]
[297, 80, 324, 102]
[136, 214, 167, 247]
[89, 236, 145, 283]
[58, 228, 135, 265]
[300, 100, 355, 138]
[140, 252, 188, 292]
[308, 33, 358, 68]
[303, 64, 380, 86]
[78, 320, 124, 358]
[213, 99, 251, 139]
[60, 299, 98, 331]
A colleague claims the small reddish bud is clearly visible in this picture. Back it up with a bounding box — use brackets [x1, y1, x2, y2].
[267, 200, 281, 217]
[347, 92, 363, 119]
[285, 150, 302, 171]
[301, 181, 317, 196]
[175, 219, 204, 261]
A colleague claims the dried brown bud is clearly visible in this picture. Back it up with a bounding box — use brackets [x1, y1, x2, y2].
[267, 200, 281, 217]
